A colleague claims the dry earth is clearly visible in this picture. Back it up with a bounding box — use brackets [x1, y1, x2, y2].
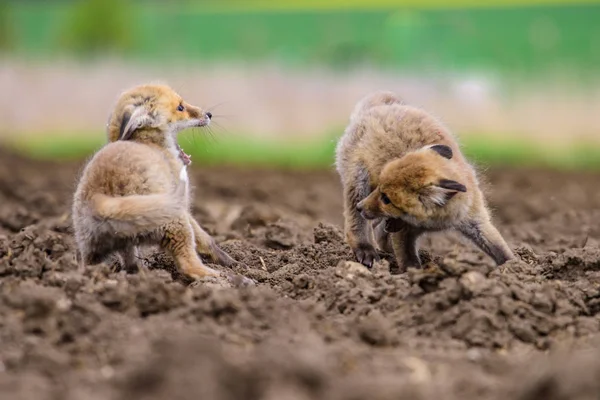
[1, 149, 600, 399]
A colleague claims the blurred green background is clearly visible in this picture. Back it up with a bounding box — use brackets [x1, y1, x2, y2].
[2, 0, 600, 169]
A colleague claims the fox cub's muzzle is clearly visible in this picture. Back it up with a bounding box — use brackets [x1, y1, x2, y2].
[357, 197, 380, 220]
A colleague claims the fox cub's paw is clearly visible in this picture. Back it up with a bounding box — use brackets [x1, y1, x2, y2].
[352, 243, 380, 268]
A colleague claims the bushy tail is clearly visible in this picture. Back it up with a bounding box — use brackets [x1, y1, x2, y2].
[90, 167, 188, 236]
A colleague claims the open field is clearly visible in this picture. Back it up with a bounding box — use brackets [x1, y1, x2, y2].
[2, 149, 600, 399]
[2, 60, 600, 172]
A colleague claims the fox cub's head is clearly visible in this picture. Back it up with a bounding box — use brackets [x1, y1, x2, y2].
[107, 84, 211, 142]
[357, 144, 469, 228]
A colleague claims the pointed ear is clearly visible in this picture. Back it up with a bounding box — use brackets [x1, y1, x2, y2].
[437, 179, 467, 193]
[429, 144, 453, 159]
[119, 106, 154, 140]
[420, 179, 467, 207]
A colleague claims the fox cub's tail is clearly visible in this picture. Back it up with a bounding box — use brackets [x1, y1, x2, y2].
[90, 167, 188, 235]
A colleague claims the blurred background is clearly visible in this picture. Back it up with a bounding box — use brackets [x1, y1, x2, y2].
[1, 0, 599, 168]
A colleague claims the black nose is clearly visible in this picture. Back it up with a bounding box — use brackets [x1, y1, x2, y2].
[206, 112, 212, 119]
[356, 203, 363, 212]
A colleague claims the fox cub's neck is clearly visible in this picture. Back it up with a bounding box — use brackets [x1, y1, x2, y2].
[129, 128, 174, 149]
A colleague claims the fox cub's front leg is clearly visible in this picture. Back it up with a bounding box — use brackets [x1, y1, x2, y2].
[378, 218, 423, 271]
[188, 215, 237, 267]
[344, 166, 379, 267]
[389, 226, 424, 271]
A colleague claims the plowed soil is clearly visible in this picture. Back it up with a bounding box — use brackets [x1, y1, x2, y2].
[2, 149, 600, 400]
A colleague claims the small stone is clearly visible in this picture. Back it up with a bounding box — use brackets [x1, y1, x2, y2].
[100, 365, 114, 379]
[55, 298, 72, 312]
[104, 279, 118, 288]
[335, 260, 372, 280]
[460, 271, 488, 296]
[466, 348, 482, 362]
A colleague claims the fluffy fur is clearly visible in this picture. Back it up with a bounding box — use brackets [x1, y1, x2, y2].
[73, 83, 236, 280]
[335, 91, 514, 270]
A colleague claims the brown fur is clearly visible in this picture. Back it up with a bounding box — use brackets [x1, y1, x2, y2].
[335, 90, 514, 270]
[73, 83, 237, 280]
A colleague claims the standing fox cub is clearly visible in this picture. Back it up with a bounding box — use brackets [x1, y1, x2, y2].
[72, 83, 239, 280]
[335, 91, 514, 270]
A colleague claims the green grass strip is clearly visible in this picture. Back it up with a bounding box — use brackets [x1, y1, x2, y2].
[4, 131, 600, 171]
[192, 0, 600, 13]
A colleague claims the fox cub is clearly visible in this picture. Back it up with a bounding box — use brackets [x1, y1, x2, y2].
[72, 83, 238, 280]
[335, 91, 514, 270]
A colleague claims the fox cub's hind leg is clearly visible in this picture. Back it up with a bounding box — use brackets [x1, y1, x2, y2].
[78, 241, 110, 269]
[458, 218, 514, 266]
[344, 165, 379, 267]
[188, 216, 237, 268]
[119, 246, 140, 274]
[161, 217, 219, 279]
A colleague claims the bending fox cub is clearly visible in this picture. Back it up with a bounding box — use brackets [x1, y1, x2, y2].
[72, 83, 238, 280]
[335, 91, 514, 270]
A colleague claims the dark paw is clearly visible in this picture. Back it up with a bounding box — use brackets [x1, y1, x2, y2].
[204, 246, 238, 268]
[403, 260, 422, 270]
[353, 243, 380, 268]
[124, 264, 140, 274]
[216, 251, 237, 268]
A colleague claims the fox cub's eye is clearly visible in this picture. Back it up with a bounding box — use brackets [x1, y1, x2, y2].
[177, 104, 184, 112]
[381, 193, 391, 205]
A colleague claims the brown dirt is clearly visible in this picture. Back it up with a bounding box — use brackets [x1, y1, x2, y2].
[1, 149, 600, 400]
